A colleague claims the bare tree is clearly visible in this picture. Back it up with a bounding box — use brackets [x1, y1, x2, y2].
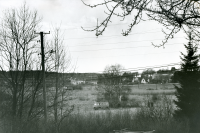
[46, 26, 74, 133]
[0, 3, 42, 133]
[98, 64, 130, 107]
[82, 0, 200, 47]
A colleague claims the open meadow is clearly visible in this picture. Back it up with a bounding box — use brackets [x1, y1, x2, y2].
[69, 83, 178, 113]
[46, 83, 186, 133]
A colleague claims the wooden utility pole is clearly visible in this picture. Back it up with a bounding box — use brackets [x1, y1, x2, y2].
[96, 18, 98, 37]
[35, 31, 50, 133]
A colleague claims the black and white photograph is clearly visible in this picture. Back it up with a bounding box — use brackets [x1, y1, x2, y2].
[0, 0, 200, 133]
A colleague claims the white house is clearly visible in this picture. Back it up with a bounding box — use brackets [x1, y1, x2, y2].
[70, 78, 85, 85]
[141, 78, 147, 84]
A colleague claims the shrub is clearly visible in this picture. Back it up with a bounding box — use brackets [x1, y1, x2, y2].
[72, 85, 83, 90]
[151, 94, 160, 102]
[0, 96, 190, 133]
[58, 100, 189, 133]
[79, 96, 88, 101]
[127, 98, 141, 107]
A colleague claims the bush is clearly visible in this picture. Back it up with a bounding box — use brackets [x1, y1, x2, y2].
[58, 99, 189, 133]
[79, 96, 88, 101]
[0, 117, 45, 133]
[96, 93, 105, 102]
[127, 99, 141, 107]
[151, 94, 160, 102]
[72, 85, 83, 90]
[0, 96, 190, 133]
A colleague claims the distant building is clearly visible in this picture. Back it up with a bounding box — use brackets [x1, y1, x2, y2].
[141, 78, 147, 84]
[70, 78, 85, 85]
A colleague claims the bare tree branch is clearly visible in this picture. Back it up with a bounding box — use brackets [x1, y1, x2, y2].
[82, 0, 200, 46]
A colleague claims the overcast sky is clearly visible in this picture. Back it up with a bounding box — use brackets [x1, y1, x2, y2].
[0, 0, 188, 73]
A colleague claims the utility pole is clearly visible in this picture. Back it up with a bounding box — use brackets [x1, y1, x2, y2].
[35, 31, 50, 133]
[96, 18, 98, 37]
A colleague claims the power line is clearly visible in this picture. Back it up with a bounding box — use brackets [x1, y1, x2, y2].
[65, 28, 162, 40]
[72, 51, 180, 59]
[69, 42, 183, 53]
[101, 63, 180, 73]
[66, 30, 163, 47]
[122, 63, 180, 72]
[65, 23, 130, 30]
[68, 37, 184, 49]
[64, 20, 156, 31]
[80, 62, 180, 74]
[84, 65, 200, 80]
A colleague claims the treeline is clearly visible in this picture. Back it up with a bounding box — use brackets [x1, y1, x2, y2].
[97, 68, 177, 85]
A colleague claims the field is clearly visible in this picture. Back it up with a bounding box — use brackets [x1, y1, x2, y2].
[1, 83, 186, 133]
[69, 83, 178, 113]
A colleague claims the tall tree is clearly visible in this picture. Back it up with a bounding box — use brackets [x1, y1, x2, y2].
[122, 72, 133, 84]
[48, 26, 74, 133]
[0, 3, 44, 133]
[174, 32, 200, 133]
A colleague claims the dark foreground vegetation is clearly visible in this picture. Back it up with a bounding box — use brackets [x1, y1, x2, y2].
[0, 95, 190, 133]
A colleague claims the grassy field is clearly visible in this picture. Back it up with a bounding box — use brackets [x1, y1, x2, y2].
[69, 83, 178, 112]
[127, 83, 175, 89]
[8, 104, 188, 133]
[1, 83, 185, 133]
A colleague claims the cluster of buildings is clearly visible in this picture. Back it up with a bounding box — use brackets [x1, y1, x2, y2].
[131, 68, 176, 84]
[66, 68, 177, 85]
[131, 73, 173, 84]
[0, 67, 177, 89]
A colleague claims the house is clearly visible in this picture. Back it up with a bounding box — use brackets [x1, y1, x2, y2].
[70, 78, 85, 85]
[141, 78, 147, 84]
